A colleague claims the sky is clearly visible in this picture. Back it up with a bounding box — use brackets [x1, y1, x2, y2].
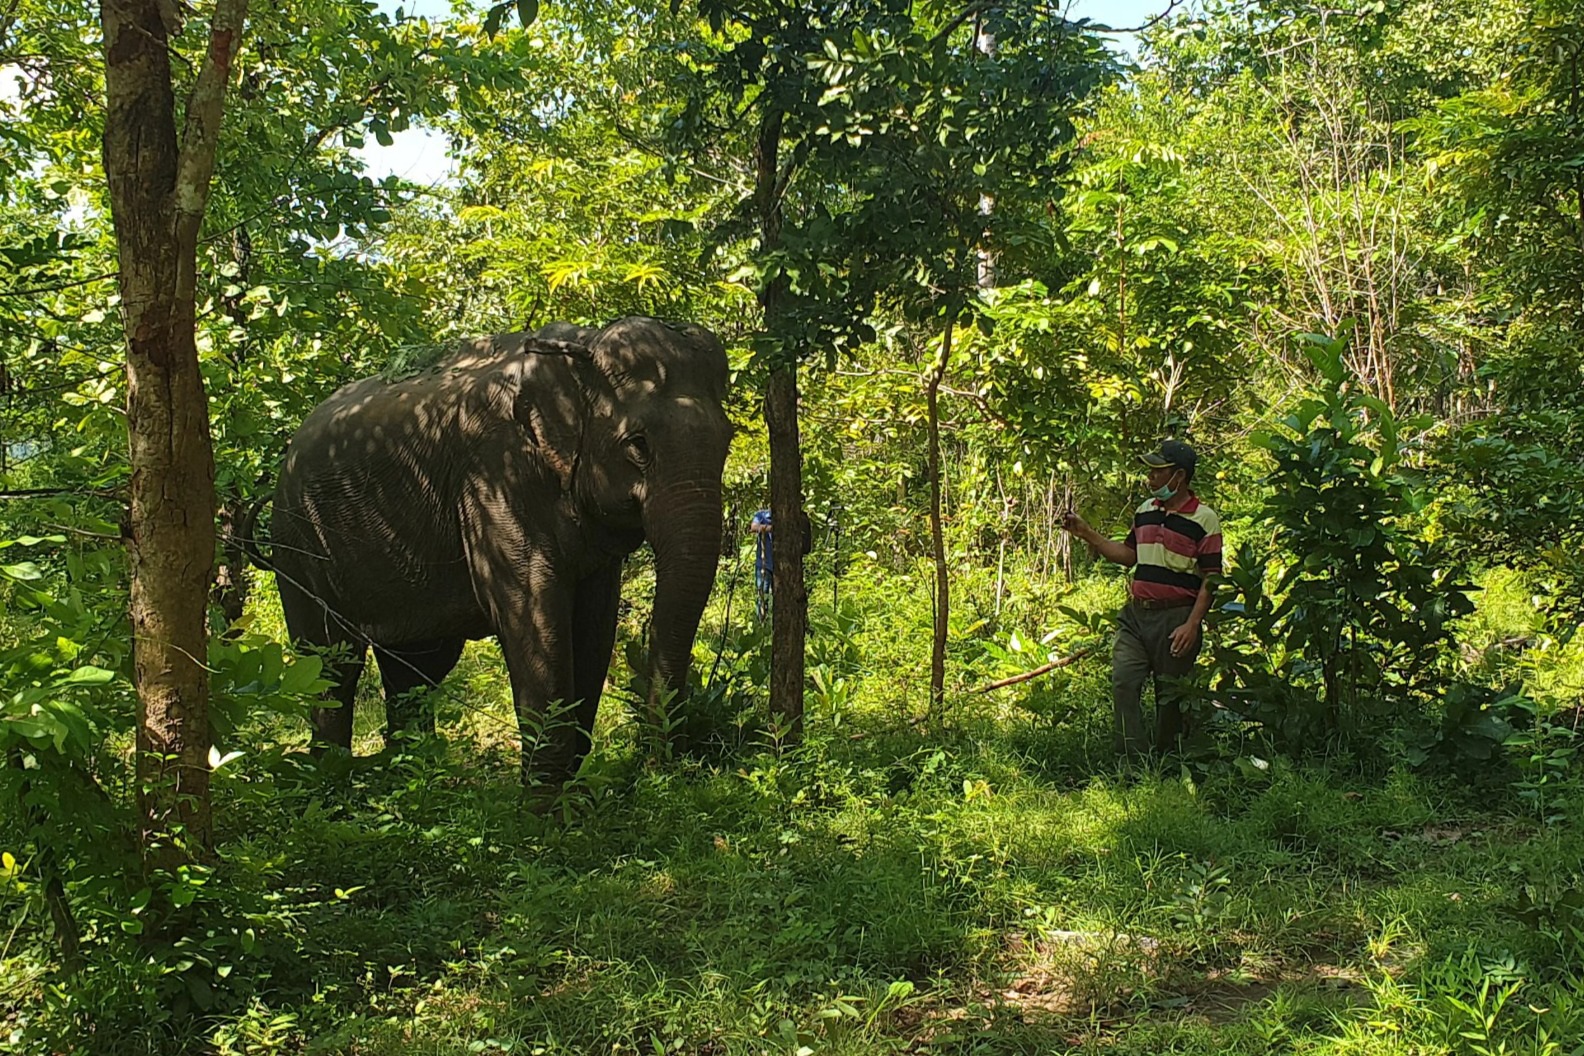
[354, 0, 1178, 185]
[355, 0, 457, 185]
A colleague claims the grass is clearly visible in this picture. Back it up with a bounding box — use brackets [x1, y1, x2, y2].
[176, 736, 1578, 1056]
[4, 547, 1583, 1055]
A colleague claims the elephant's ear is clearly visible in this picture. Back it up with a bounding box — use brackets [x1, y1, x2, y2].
[511, 357, 588, 493]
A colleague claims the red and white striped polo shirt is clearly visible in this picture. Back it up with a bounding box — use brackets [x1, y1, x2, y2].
[1124, 493, 1223, 605]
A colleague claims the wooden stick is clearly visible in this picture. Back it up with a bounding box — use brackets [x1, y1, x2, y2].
[974, 647, 1093, 693]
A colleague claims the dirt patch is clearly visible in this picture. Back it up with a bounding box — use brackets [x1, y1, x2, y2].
[880, 933, 1376, 1051]
[992, 928, 1372, 1025]
[1177, 962, 1370, 1024]
[996, 928, 1163, 1017]
[1381, 822, 1486, 847]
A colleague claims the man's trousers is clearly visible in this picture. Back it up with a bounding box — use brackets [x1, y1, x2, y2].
[1111, 600, 1201, 755]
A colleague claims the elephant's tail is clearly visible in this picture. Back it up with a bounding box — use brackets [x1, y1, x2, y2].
[237, 493, 274, 572]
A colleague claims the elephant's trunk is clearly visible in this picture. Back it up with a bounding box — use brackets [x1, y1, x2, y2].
[644, 485, 723, 722]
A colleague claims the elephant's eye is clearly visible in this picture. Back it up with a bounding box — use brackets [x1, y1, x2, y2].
[623, 434, 651, 466]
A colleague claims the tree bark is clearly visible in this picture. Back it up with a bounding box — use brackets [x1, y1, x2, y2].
[766, 364, 807, 740]
[755, 105, 806, 740]
[101, 0, 249, 873]
[212, 493, 252, 636]
[925, 318, 954, 714]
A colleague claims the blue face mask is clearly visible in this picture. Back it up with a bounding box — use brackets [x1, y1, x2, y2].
[1151, 483, 1177, 502]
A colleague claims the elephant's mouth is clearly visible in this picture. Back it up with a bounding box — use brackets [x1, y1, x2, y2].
[602, 522, 646, 556]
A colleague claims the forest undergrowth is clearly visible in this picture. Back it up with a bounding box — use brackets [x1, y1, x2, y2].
[5, 542, 1582, 1056]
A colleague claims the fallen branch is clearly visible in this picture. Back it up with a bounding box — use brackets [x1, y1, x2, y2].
[974, 647, 1093, 693]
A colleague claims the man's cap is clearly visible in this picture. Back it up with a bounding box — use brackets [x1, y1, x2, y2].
[1139, 439, 1197, 476]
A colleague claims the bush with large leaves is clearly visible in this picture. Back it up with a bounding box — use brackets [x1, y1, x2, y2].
[1204, 334, 1478, 758]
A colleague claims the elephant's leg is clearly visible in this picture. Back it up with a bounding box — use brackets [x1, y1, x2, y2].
[496, 596, 579, 788]
[374, 637, 466, 741]
[568, 561, 624, 768]
[463, 519, 579, 788]
[278, 577, 366, 753]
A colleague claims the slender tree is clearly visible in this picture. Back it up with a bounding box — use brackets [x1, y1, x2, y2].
[673, 0, 1108, 723]
[676, 0, 897, 736]
[751, 105, 812, 738]
[100, 0, 249, 871]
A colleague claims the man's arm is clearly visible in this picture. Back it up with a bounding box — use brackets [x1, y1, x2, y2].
[1062, 513, 1136, 567]
[1169, 569, 1217, 657]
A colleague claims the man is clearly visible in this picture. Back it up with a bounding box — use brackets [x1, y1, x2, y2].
[750, 508, 773, 620]
[1062, 440, 1223, 756]
[749, 506, 814, 620]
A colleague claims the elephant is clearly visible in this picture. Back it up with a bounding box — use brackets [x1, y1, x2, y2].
[249, 316, 732, 788]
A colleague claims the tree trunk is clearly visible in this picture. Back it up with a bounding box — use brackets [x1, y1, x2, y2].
[212, 494, 252, 636]
[767, 364, 807, 740]
[754, 105, 806, 740]
[101, 0, 249, 874]
[926, 318, 955, 715]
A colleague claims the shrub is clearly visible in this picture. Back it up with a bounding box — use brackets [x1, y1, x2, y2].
[1202, 334, 1477, 757]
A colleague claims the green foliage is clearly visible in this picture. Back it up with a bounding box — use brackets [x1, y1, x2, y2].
[1, 529, 135, 898]
[1430, 336, 1584, 641]
[1505, 697, 1584, 828]
[7, 0, 1584, 1051]
[1205, 334, 1476, 755]
[1, 536, 120, 761]
[380, 2, 750, 341]
[5, 544, 1584, 1054]
[208, 630, 331, 744]
[1405, 0, 1584, 330]
[670, 0, 1115, 369]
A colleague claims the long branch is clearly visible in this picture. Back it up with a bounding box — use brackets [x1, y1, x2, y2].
[1098, 0, 1183, 35]
[928, 0, 994, 49]
[0, 271, 119, 299]
[0, 487, 124, 501]
[925, 316, 954, 714]
[172, 0, 250, 261]
[974, 646, 1093, 692]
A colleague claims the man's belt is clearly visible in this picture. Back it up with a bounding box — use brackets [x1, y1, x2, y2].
[1129, 597, 1195, 611]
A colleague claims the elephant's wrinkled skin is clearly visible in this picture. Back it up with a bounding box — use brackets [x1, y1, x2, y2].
[260, 316, 731, 786]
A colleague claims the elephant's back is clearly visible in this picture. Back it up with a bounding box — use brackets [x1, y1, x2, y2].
[270, 366, 490, 620]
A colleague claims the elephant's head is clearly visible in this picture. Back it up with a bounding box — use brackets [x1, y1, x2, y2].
[541, 317, 732, 709]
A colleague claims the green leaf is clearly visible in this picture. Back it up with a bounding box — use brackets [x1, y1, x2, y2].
[279, 655, 326, 696]
[1298, 334, 1346, 384]
[515, 0, 538, 27]
[1, 562, 43, 581]
[0, 535, 65, 548]
[60, 665, 117, 686]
